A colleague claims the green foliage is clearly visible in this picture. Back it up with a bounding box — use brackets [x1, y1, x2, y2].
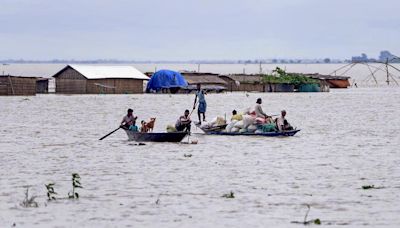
[222, 191, 235, 198]
[262, 67, 318, 85]
[45, 183, 57, 201]
[68, 173, 83, 199]
[45, 173, 84, 201]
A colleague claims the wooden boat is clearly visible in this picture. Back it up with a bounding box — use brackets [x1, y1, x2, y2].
[196, 123, 227, 133]
[205, 129, 300, 137]
[124, 130, 188, 142]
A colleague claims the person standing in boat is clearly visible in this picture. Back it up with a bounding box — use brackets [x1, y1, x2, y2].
[193, 84, 207, 124]
[175, 109, 192, 132]
[275, 110, 293, 131]
[120, 108, 138, 129]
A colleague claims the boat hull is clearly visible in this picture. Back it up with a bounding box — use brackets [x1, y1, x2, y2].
[326, 79, 350, 88]
[205, 129, 300, 137]
[124, 130, 188, 142]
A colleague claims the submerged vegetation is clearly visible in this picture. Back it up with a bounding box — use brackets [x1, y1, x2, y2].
[263, 67, 318, 85]
[221, 191, 235, 199]
[20, 187, 38, 208]
[45, 173, 83, 201]
[361, 185, 384, 190]
[291, 204, 321, 225]
[68, 173, 83, 199]
[45, 183, 57, 201]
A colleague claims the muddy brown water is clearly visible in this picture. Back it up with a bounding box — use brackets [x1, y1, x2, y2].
[1, 88, 399, 227]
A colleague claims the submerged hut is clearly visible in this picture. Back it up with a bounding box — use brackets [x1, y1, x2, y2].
[0, 75, 37, 96]
[52, 65, 149, 94]
[36, 78, 49, 93]
[303, 74, 350, 88]
[219, 74, 264, 92]
[146, 70, 188, 93]
[181, 72, 227, 93]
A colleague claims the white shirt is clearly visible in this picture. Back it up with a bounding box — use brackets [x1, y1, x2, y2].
[122, 115, 136, 125]
[276, 116, 286, 131]
[254, 103, 267, 118]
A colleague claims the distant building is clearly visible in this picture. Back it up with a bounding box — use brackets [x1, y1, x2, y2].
[52, 65, 149, 94]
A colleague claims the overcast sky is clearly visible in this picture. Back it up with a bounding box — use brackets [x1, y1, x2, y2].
[0, 0, 399, 60]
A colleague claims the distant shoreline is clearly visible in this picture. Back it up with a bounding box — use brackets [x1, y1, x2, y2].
[1, 60, 348, 64]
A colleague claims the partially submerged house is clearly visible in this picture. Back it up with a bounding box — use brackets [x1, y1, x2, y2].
[52, 65, 149, 94]
[0, 75, 37, 96]
[303, 74, 350, 88]
[181, 72, 227, 93]
[36, 78, 49, 93]
[219, 74, 264, 92]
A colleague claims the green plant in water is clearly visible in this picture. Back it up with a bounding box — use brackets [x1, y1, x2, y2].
[21, 187, 38, 208]
[263, 67, 318, 85]
[362, 185, 375, 190]
[68, 173, 82, 199]
[45, 183, 57, 201]
[222, 191, 235, 198]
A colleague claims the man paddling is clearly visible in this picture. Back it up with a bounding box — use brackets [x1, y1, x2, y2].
[120, 108, 138, 129]
[193, 84, 207, 124]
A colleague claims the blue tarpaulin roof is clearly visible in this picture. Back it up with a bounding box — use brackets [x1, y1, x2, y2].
[146, 70, 188, 92]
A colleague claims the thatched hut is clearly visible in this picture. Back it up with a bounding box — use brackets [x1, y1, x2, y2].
[36, 78, 49, 93]
[0, 75, 37, 96]
[52, 65, 149, 94]
[303, 73, 350, 88]
[219, 74, 264, 92]
[181, 72, 227, 93]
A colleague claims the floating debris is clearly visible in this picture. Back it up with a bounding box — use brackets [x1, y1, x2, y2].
[221, 191, 235, 199]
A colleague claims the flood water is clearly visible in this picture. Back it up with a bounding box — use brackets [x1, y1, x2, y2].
[1, 88, 400, 227]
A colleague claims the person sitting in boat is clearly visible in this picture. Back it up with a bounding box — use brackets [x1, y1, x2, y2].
[175, 109, 192, 132]
[231, 110, 243, 121]
[120, 108, 138, 129]
[129, 124, 139, 132]
[275, 110, 293, 132]
[253, 98, 270, 119]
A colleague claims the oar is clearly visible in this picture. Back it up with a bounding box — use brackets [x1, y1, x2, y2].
[99, 126, 121, 140]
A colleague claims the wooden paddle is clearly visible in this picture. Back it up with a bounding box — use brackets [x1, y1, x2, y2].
[99, 126, 121, 140]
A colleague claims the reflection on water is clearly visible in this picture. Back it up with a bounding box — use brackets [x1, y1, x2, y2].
[0, 88, 400, 227]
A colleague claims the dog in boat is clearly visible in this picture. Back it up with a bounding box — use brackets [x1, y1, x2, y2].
[140, 118, 156, 132]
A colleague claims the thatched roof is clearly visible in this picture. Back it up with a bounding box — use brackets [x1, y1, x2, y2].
[301, 73, 350, 80]
[220, 74, 263, 83]
[182, 73, 227, 85]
